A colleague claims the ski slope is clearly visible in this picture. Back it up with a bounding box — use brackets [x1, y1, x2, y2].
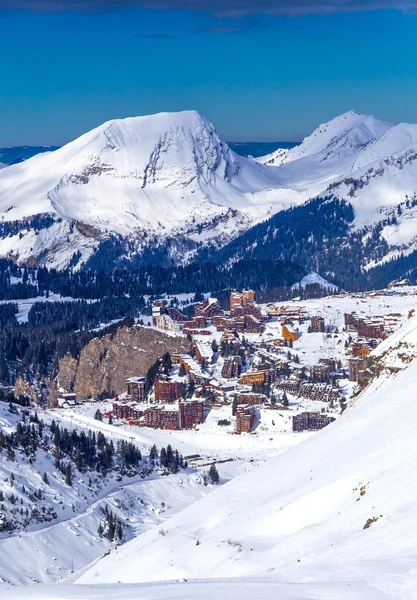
[78, 314, 417, 599]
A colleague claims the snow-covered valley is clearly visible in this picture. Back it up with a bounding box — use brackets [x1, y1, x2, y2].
[2, 288, 417, 598]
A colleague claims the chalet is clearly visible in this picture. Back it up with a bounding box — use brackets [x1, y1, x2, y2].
[282, 324, 300, 343]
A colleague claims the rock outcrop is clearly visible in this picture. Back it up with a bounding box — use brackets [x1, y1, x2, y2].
[51, 325, 189, 404]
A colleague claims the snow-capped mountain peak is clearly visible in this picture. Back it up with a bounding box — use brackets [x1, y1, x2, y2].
[1, 108, 417, 273]
[0, 110, 285, 268]
[258, 110, 392, 167]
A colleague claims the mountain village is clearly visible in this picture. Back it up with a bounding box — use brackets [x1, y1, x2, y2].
[55, 284, 412, 444]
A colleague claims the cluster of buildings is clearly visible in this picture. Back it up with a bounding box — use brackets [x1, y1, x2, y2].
[112, 386, 205, 430]
[276, 380, 341, 405]
[345, 311, 402, 384]
[344, 311, 402, 340]
[152, 290, 267, 337]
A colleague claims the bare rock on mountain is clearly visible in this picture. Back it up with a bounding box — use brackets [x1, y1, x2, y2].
[51, 325, 190, 403]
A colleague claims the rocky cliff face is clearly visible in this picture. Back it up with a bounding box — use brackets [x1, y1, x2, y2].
[51, 325, 189, 404]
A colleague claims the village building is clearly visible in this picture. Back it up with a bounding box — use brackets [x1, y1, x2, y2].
[143, 406, 179, 430]
[282, 324, 300, 343]
[153, 313, 182, 332]
[112, 401, 144, 421]
[239, 369, 275, 387]
[230, 290, 255, 311]
[195, 341, 214, 364]
[235, 404, 256, 434]
[154, 377, 185, 403]
[292, 411, 336, 432]
[178, 400, 205, 429]
[351, 340, 372, 359]
[57, 392, 77, 407]
[312, 363, 331, 382]
[237, 392, 265, 406]
[221, 355, 242, 379]
[311, 315, 325, 333]
[126, 377, 146, 402]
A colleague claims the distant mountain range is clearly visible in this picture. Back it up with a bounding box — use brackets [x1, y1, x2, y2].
[1, 110, 417, 289]
[0, 145, 60, 165]
[0, 141, 298, 165]
[227, 141, 299, 158]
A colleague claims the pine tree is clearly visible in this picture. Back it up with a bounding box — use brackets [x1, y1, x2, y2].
[160, 447, 167, 468]
[116, 520, 124, 542]
[108, 511, 116, 541]
[178, 362, 186, 377]
[43, 472, 49, 485]
[65, 464, 73, 487]
[94, 409, 103, 421]
[208, 463, 219, 484]
[76, 450, 83, 472]
[97, 522, 104, 538]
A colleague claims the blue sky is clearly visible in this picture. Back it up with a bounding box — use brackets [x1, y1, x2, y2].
[1, 3, 417, 145]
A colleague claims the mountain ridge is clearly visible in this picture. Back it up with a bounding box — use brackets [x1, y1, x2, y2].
[1, 108, 417, 283]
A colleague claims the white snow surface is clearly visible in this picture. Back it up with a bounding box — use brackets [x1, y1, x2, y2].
[77, 314, 417, 599]
[3, 109, 417, 267]
[291, 272, 338, 291]
[0, 111, 284, 239]
[1, 581, 393, 600]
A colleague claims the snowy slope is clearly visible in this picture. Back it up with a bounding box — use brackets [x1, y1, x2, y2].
[257, 111, 417, 232]
[2, 580, 393, 600]
[78, 315, 417, 598]
[291, 272, 338, 292]
[0, 111, 289, 268]
[0, 401, 245, 587]
[258, 111, 391, 167]
[2, 109, 417, 270]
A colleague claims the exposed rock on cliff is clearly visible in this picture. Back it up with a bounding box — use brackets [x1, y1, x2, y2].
[51, 325, 189, 404]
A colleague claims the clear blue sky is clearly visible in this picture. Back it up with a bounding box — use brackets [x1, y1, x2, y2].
[1, 3, 417, 145]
